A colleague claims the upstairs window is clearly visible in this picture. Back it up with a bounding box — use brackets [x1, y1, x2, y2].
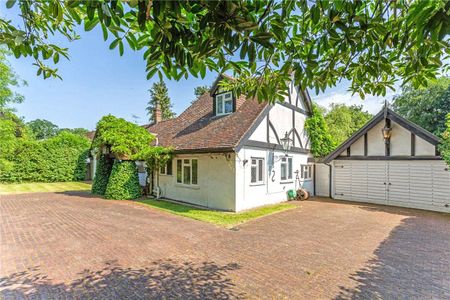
[216, 92, 233, 116]
[280, 157, 293, 181]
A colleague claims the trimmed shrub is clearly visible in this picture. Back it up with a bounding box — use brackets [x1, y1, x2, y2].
[91, 154, 113, 195]
[0, 131, 90, 183]
[105, 160, 141, 200]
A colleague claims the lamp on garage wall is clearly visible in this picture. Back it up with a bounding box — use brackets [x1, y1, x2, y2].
[381, 101, 392, 156]
[382, 122, 392, 143]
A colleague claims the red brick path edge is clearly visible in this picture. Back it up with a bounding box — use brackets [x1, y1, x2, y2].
[1, 192, 449, 299]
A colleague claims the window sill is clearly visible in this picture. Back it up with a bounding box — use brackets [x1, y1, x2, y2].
[250, 182, 265, 186]
[301, 178, 312, 182]
[160, 174, 173, 177]
[280, 181, 294, 184]
[175, 183, 200, 190]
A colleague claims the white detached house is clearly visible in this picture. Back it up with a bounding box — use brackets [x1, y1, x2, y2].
[145, 75, 314, 211]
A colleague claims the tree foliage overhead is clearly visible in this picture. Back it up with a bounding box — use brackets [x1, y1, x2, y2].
[324, 103, 373, 146]
[146, 80, 175, 123]
[392, 77, 450, 135]
[2, 1, 449, 101]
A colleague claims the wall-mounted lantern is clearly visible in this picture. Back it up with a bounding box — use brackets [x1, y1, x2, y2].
[280, 132, 293, 155]
[381, 124, 392, 144]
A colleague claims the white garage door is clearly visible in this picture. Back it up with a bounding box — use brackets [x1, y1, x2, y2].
[333, 160, 450, 213]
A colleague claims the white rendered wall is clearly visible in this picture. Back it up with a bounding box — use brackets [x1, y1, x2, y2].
[158, 153, 236, 211]
[335, 119, 437, 158]
[235, 146, 312, 211]
[390, 122, 411, 156]
[415, 136, 436, 156]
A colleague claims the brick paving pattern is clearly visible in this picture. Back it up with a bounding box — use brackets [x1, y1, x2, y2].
[1, 192, 449, 299]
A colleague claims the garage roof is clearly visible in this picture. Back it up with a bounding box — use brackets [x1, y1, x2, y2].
[322, 106, 441, 163]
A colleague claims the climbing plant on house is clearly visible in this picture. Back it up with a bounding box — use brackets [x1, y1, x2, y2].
[91, 154, 113, 195]
[92, 115, 172, 200]
[105, 160, 141, 200]
[305, 104, 335, 158]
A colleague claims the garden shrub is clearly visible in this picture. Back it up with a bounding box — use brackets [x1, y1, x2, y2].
[0, 131, 90, 183]
[105, 160, 141, 200]
[91, 154, 113, 195]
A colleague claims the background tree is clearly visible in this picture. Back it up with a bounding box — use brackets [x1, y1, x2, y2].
[0, 48, 25, 109]
[325, 104, 373, 146]
[304, 104, 335, 157]
[439, 114, 450, 166]
[146, 81, 175, 123]
[60, 127, 89, 137]
[392, 77, 450, 135]
[27, 119, 59, 140]
[2, 1, 449, 102]
[191, 85, 210, 104]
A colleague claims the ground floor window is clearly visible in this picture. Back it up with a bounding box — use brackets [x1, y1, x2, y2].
[160, 159, 173, 175]
[177, 158, 198, 185]
[251, 158, 264, 184]
[281, 157, 293, 181]
[301, 164, 312, 180]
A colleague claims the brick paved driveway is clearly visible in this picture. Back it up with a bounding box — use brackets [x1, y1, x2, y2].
[1, 192, 449, 299]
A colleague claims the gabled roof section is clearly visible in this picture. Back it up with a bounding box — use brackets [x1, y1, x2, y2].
[210, 73, 235, 96]
[322, 106, 440, 163]
[145, 92, 268, 153]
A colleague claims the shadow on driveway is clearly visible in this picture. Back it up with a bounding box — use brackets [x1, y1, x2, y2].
[0, 259, 244, 299]
[334, 209, 450, 299]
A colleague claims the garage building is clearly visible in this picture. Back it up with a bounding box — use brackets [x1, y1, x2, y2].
[316, 105, 450, 213]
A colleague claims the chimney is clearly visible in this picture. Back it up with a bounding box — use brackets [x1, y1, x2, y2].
[154, 101, 162, 124]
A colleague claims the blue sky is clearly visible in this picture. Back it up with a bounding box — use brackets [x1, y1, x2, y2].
[8, 24, 395, 130]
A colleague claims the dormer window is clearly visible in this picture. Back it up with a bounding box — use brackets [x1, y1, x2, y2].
[216, 91, 233, 116]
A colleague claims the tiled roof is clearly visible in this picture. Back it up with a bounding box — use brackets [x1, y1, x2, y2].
[145, 93, 268, 152]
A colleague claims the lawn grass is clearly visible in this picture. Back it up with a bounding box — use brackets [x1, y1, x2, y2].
[138, 199, 297, 228]
[0, 182, 91, 195]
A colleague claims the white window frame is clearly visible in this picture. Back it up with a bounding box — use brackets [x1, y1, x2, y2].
[215, 91, 233, 116]
[159, 159, 172, 176]
[280, 157, 293, 181]
[250, 157, 265, 185]
[300, 164, 312, 181]
[176, 158, 198, 185]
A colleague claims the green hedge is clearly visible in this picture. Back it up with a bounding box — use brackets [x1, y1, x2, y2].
[105, 160, 141, 200]
[0, 131, 90, 183]
[91, 154, 113, 195]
